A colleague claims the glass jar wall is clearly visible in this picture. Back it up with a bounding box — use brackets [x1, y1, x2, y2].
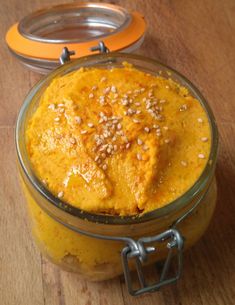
[16, 53, 218, 282]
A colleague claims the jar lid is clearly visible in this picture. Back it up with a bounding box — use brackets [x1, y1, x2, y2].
[6, 2, 146, 73]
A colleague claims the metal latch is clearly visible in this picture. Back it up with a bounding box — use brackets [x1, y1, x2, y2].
[121, 229, 184, 296]
[59, 47, 75, 65]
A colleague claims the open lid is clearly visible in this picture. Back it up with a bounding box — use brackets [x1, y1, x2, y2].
[6, 2, 146, 73]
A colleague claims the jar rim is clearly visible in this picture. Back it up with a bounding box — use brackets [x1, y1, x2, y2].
[16, 52, 219, 225]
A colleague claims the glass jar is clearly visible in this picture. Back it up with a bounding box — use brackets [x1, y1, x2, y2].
[16, 53, 218, 296]
[6, 2, 146, 74]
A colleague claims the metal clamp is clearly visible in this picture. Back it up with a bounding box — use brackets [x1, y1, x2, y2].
[121, 229, 184, 296]
[90, 41, 110, 54]
[52, 208, 184, 296]
[59, 47, 75, 64]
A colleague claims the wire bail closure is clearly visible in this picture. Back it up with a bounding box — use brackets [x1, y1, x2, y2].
[121, 229, 184, 296]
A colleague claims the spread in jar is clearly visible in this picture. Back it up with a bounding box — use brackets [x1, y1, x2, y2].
[26, 63, 211, 216]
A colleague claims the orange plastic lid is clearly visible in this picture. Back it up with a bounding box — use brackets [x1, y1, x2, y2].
[6, 2, 146, 72]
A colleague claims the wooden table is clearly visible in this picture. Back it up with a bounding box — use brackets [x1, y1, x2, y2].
[1, 1, 235, 304]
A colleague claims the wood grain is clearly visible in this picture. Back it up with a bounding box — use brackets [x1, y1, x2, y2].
[1, 0, 235, 304]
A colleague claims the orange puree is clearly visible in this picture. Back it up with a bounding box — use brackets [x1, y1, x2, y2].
[26, 63, 211, 215]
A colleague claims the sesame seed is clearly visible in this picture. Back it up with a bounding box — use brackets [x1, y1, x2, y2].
[48, 103, 55, 110]
[102, 164, 107, 171]
[142, 145, 149, 151]
[144, 127, 150, 133]
[107, 144, 113, 153]
[101, 153, 106, 159]
[75, 116, 82, 124]
[136, 110, 142, 114]
[99, 96, 105, 104]
[140, 88, 145, 93]
[135, 102, 141, 106]
[113, 144, 118, 151]
[164, 139, 170, 144]
[54, 117, 60, 122]
[88, 122, 94, 128]
[159, 99, 166, 104]
[58, 191, 64, 198]
[127, 108, 135, 115]
[103, 87, 110, 94]
[126, 143, 131, 149]
[181, 160, 188, 167]
[89, 93, 94, 99]
[116, 130, 124, 136]
[80, 130, 87, 134]
[70, 137, 76, 144]
[198, 118, 203, 123]
[95, 139, 102, 146]
[155, 114, 164, 121]
[95, 156, 99, 162]
[103, 131, 110, 138]
[198, 153, 205, 159]
[166, 85, 170, 89]
[179, 104, 188, 111]
[100, 77, 107, 82]
[92, 85, 97, 91]
[122, 99, 129, 106]
[136, 153, 143, 161]
[117, 123, 122, 130]
[58, 103, 64, 108]
[137, 138, 143, 145]
[153, 124, 159, 129]
[201, 137, 208, 142]
[42, 179, 47, 185]
[113, 93, 118, 99]
[59, 108, 65, 113]
[133, 118, 140, 123]
[100, 145, 107, 152]
[163, 126, 169, 130]
[112, 136, 117, 142]
[111, 86, 117, 93]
